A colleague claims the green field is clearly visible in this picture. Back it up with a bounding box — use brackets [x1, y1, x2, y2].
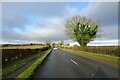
[62, 46, 119, 56]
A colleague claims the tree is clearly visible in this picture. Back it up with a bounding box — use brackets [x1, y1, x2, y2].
[52, 42, 56, 47]
[66, 43, 70, 46]
[65, 16, 101, 46]
[30, 43, 33, 45]
[45, 40, 51, 48]
[59, 41, 64, 47]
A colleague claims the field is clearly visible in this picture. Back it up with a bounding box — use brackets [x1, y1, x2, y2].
[1, 45, 50, 77]
[62, 49, 119, 65]
[2, 45, 119, 78]
[1, 45, 45, 49]
[62, 46, 120, 57]
[61, 46, 120, 66]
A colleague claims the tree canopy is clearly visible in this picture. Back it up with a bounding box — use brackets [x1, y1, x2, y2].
[45, 40, 51, 48]
[65, 16, 101, 46]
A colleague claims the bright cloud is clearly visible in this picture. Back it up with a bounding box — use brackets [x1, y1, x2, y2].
[70, 40, 118, 46]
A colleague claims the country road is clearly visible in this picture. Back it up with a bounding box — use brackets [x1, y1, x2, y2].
[33, 49, 118, 78]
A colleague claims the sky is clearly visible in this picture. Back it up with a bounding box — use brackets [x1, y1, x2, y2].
[1, 2, 119, 46]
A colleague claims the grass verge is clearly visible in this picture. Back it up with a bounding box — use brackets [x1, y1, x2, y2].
[62, 49, 119, 65]
[3, 51, 45, 77]
[17, 49, 52, 78]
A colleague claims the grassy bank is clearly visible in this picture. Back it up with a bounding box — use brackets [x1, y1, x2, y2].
[62, 46, 119, 57]
[62, 49, 119, 65]
[17, 49, 52, 78]
[3, 50, 45, 77]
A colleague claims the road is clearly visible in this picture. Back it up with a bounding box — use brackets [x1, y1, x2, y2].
[33, 49, 118, 78]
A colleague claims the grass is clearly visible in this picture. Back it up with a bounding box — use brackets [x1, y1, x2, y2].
[62, 46, 119, 56]
[62, 49, 119, 65]
[2, 50, 45, 77]
[17, 49, 51, 78]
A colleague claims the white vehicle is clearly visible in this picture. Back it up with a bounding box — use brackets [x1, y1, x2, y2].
[54, 47, 57, 50]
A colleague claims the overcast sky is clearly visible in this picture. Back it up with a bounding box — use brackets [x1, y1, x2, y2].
[1, 2, 119, 46]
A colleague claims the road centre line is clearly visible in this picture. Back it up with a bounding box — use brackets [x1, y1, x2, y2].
[70, 59, 78, 65]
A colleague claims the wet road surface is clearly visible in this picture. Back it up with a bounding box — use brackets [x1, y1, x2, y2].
[33, 49, 118, 78]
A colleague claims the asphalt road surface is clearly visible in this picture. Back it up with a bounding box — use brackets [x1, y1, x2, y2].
[33, 49, 118, 78]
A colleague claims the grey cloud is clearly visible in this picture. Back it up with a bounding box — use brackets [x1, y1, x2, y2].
[81, 2, 118, 40]
[82, 2, 118, 26]
[118, 2, 120, 39]
[2, 2, 67, 17]
[2, 2, 70, 43]
[2, 27, 68, 42]
[2, 15, 69, 43]
[2, 28, 24, 41]
[2, 2, 68, 29]
[2, 3, 70, 28]
[2, 3, 29, 29]
[2, 2, 118, 44]
[101, 25, 118, 39]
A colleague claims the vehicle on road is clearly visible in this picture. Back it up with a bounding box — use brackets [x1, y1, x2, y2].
[53, 47, 57, 50]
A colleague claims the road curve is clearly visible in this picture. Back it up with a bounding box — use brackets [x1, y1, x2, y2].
[33, 49, 118, 78]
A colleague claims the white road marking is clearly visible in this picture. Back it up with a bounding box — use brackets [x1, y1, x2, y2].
[70, 59, 78, 65]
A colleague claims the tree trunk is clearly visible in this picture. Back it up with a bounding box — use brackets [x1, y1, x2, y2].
[79, 42, 87, 46]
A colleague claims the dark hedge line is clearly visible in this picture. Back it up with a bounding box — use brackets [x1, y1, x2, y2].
[62, 46, 120, 57]
[2, 46, 49, 64]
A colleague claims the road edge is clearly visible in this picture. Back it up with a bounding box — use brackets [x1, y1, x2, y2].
[60, 48, 119, 68]
[16, 49, 52, 79]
